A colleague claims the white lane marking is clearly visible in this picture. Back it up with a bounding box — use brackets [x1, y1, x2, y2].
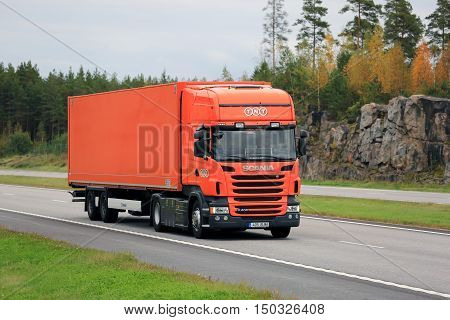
[303, 215, 450, 237]
[339, 240, 384, 249]
[2, 193, 15, 196]
[51, 200, 66, 203]
[0, 207, 449, 299]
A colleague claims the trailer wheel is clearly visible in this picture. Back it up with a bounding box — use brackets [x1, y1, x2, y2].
[99, 192, 118, 223]
[270, 227, 291, 239]
[152, 199, 165, 232]
[191, 200, 206, 239]
[86, 190, 101, 221]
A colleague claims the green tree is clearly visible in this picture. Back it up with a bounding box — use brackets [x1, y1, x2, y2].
[251, 61, 273, 82]
[294, 0, 330, 68]
[384, 0, 424, 60]
[221, 65, 233, 81]
[321, 69, 355, 118]
[339, 0, 382, 49]
[262, 0, 291, 70]
[425, 0, 450, 53]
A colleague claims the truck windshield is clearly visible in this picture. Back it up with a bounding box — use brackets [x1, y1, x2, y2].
[212, 127, 296, 162]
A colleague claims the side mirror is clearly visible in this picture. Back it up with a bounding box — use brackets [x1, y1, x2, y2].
[297, 130, 309, 157]
[194, 130, 206, 140]
[193, 125, 210, 159]
[194, 140, 207, 158]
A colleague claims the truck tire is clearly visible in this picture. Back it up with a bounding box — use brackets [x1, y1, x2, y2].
[191, 200, 206, 239]
[99, 192, 118, 223]
[86, 190, 101, 221]
[152, 199, 165, 232]
[270, 227, 291, 239]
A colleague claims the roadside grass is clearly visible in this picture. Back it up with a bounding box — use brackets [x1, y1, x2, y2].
[0, 154, 67, 172]
[300, 195, 450, 230]
[0, 228, 276, 299]
[0, 175, 69, 189]
[302, 179, 450, 193]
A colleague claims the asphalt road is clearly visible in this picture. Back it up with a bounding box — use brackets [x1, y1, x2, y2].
[1, 169, 449, 204]
[0, 183, 449, 299]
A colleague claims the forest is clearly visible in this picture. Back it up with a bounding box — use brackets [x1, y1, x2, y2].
[0, 0, 448, 156]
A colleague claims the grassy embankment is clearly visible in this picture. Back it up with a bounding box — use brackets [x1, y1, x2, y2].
[300, 195, 450, 230]
[0, 228, 275, 299]
[0, 154, 67, 172]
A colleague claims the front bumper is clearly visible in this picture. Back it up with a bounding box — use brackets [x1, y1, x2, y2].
[206, 212, 300, 230]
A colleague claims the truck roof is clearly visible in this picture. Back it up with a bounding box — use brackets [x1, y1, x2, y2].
[68, 81, 273, 99]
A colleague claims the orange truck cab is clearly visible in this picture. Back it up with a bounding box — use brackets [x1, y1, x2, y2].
[69, 82, 306, 238]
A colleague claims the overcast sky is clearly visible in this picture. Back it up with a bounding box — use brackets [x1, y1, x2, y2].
[0, 0, 436, 80]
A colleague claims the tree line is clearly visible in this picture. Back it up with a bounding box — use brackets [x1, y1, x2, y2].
[252, 0, 449, 120]
[0, 0, 448, 156]
[0, 63, 183, 155]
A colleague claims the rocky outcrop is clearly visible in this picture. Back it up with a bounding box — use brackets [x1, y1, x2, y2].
[301, 95, 450, 183]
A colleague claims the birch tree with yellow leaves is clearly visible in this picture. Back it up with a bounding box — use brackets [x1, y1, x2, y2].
[411, 42, 434, 93]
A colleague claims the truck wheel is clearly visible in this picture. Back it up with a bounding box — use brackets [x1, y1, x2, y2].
[99, 192, 118, 223]
[86, 191, 101, 221]
[152, 200, 165, 232]
[270, 227, 291, 239]
[191, 201, 206, 239]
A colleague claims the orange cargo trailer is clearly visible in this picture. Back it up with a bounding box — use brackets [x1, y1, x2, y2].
[69, 83, 182, 191]
[69, 82, 306, 238]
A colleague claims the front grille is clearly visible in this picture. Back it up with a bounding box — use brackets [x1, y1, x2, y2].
[233, 188, 283, 194]
[234, 196, 282, 202]
[230, 174, 286, 216]
[231, 175, 284, 180]
[232, 181, 283, 187]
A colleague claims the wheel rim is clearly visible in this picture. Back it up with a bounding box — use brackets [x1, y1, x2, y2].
[154, 203, 161, 225]
[192, 207, 201, 231]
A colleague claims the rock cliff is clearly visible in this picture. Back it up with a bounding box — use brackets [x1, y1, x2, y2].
[301, 95, 450, 183]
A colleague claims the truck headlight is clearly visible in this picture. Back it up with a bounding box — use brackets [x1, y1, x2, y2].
[210, 207, 229, 214]
[286, 205, 300, 213]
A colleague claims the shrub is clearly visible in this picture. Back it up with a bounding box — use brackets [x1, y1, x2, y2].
[32, 133, 67, 155]
[4, 131, 33, 155]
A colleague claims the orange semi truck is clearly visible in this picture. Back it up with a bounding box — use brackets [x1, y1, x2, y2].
[68, 82, 306, 238]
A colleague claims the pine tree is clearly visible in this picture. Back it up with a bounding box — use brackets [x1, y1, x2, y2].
[384, 0, 424, 61]
[221, 66, 233, 81]
[411, 42, 434, 93]
[252, 61, 273, 81]
[262, 0, 291, 70]
[339, 0, 382, 49]
[294, 0, 329, 68]
[425, 0, 450, 53]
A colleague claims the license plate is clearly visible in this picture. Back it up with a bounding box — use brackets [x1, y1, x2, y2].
[248, 222, 270, 228]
